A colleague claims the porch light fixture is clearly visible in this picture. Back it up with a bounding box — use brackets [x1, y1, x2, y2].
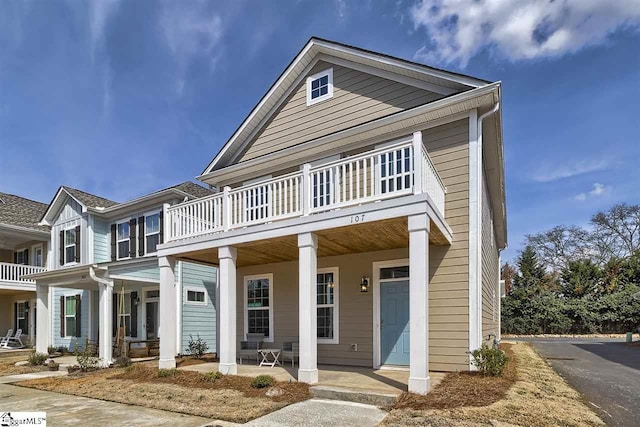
[360, 276, 370, 293]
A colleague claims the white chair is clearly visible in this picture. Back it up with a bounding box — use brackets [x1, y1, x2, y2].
[0, 329, 13, 347]
[2, 329, 24, 349]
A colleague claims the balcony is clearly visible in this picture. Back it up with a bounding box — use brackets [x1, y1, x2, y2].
[165, 138, 446, 243]
[0, 262, 46, 285]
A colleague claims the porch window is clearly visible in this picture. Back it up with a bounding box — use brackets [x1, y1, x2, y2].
[64, 229, 77, 264]
[14, 249, 28, 265]
[145, 213, 160, 254]
[64, 296, 77, 337]
[245, 274, 273, 341]
[116, 222, 130, 259]
[16, 301, 28, 331]
[317, 268, 339, 344]
[185, 287, 207, 306]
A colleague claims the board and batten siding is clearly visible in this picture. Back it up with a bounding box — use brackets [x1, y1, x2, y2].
[93, 218, 110, 263]
[51, 287, 91, 350]
[180, 262, 217, 354]
[51, 196, 88, 268]
[481, 175, 500, 344]
[238, 61, 444, 162]
[423, 118, 471, 371]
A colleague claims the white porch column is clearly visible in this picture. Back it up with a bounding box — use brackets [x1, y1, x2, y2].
[159, 256, 177, 369]
[298, 232, 318, 384]
[35, 284, 49, 354]
[98, 281, 114, 366]
[408, 214, 431, 394]
[218, 246, 237, 375]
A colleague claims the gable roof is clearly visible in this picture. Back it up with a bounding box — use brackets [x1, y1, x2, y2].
[40, 181, 213, 224]
[201, 37, 493, 175]
[0, 192, 49, 232]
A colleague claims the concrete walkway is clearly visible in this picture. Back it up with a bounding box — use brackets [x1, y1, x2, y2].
[246, 399, 387, 427]
[0, 370, 67, 384]
[0, 383, 213, 426]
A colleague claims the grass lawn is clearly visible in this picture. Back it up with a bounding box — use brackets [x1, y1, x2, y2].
[0, 355, 47, 376]
[16, 364, 310, 423]
[382, 342, 605, 427]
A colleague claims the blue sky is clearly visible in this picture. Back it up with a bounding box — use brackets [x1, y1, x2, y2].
[1, 0, 639, 261]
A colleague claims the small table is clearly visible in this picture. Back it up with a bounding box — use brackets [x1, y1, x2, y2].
[258, 348, 282, 368]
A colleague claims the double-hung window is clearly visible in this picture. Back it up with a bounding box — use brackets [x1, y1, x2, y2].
[145, 213, 160, 254]
[14, 249, 28, 265]
[16, 301, 27, 331]
[306, 68, 333, 106]
[64, 296, 77, 337]
[116, 222, 130, 259]
[244, 274, 273, 341]
[64, 229, 77, 264]
[317, 268, 339, 344]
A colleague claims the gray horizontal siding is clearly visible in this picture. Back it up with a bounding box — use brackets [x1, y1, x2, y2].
[93, 218, 110, 263]
[181, 262, 217, 354]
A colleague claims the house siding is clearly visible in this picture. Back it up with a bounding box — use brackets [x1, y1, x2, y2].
[51, 287, 90, 350]
[93, 218, 110, 263]
[180, 262, 217, 354]
[239, 61, 444, 162]
[51, 196, 88, 268]
[481, 174, 499, 345]
[109, 259, 160, 282]
[423, 118, 471, 371]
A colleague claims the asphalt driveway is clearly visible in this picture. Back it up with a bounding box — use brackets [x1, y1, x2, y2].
[508, 337, 639, 427]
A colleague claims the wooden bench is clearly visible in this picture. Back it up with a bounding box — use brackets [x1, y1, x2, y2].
[126, 339, 160, 358]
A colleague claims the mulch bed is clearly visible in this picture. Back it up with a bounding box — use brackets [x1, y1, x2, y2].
[112, 364, 310, 403]
[393, 344, 517, 410]
[175, 354, 218, 367]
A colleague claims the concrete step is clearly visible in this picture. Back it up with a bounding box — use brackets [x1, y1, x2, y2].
[310, 385, 398, 407]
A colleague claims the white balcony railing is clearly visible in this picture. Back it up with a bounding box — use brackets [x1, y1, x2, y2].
[0, 262, 46, 284]
[166, 138, 447, 243]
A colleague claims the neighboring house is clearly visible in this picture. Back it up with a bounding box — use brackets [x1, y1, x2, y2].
[151, 38, 506, 395]
[31, 182, 217, 358]
[0, 192, 49, 345]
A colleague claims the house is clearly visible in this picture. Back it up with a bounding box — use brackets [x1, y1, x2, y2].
[145, 37, 506, 395]
[30, 182, 217, 359]
[0, 192, 49, 346]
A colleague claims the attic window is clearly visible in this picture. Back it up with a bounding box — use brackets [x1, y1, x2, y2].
[306, 68, 333, 106]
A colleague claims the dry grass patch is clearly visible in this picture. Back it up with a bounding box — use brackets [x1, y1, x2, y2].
[175, 354, 218, 368]
[16, 364, 310, 423]
[382, 343, 604, 427]
[0, 355, 47, 376]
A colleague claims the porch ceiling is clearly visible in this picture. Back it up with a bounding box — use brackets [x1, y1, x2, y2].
[178, 217, 448, 267]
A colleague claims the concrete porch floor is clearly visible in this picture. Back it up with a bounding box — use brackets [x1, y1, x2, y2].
[180, 362, 445, 397]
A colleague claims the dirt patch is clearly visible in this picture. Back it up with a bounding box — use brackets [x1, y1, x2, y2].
[16, 365, 310, 423]
[0, 356, 47, 376]
[382, 342, 605, 427]
[176, 355, 218, 368]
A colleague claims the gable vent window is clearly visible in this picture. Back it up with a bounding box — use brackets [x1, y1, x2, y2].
[306, 68, 333, 106]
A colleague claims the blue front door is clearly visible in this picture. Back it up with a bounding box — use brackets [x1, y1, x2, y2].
[380, 280, 410, 366]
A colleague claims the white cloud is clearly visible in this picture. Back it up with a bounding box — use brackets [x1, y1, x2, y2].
[409, 0, 640, 66]
[534, 158, 611, 183]
[574, 182, 609, 201]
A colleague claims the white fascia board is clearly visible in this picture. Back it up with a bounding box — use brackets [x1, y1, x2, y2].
[87, 189, 193, 219]
[0, 223, 49, 239]
[0, 282, 36, 292]
[40, 187, 88, 226]
[158, 193, 451, 258]
[200, 83, 500, 187]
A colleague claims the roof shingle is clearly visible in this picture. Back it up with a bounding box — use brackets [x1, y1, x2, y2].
[0, 192, 49, 232]
[63, 187, 118, 209]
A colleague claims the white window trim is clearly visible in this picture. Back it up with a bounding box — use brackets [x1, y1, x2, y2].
[317, 267, 339, 345]
[306, 68, 334, 106]
[14, 247, 28, 265]
[184, 286, 207, 306]
[115, 219, 131, 260]
[143, 210, 161, 256]
[32, 243, 44, 267]
[63, 295, 78, 338]
[243, 273, 274, 343]
[16, 300, 27, 327]
[63, 227, 78, 266]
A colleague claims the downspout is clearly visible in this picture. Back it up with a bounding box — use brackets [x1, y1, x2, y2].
[473, 101, 500, 354]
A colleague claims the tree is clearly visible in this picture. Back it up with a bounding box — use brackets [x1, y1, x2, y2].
[591, 204, 640, 259]
[501, 262, 516, 295]
[525, 225, 591, 271]
[513, 246, 553, 292]
[560, 260, 602, 298]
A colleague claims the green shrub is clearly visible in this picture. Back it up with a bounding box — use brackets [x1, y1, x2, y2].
[114, 356, 131, 368]
[28, 351, 48, 366]
[75, 344, 99, 372]
[57, 346, 68, 355]
[47, 346, 57, 355]
[251, 375, 275, 389]
[204, 371, 223, 382]
[470, 343, 508, 376]
[187, 334, 209, 359]
[158, 368, 177, 378]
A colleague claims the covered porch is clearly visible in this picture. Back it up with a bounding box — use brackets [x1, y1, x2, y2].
[159, 205, 449, 395]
